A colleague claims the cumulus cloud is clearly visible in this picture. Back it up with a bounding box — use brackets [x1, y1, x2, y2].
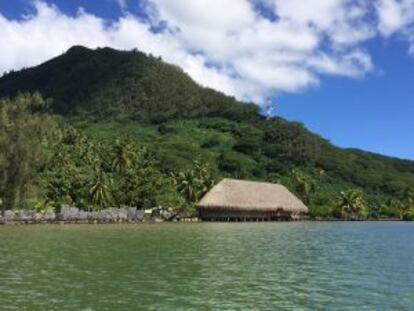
[0, 0, 413, 103]
[376, 0, 414, 36]
[376, 0, 414, 56]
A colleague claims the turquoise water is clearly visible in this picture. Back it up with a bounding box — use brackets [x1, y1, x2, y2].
[0, 222, 413, 310]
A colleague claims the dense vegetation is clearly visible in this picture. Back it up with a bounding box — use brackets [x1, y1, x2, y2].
[0, 46, 257, 122]
[1, 46, 414, 219]
[0, 94, 57, 215]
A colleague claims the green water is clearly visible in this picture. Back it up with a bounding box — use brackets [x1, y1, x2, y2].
[0, 222, 413, 310]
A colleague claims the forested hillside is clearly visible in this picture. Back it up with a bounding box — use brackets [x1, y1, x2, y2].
[0, 46, 257, 122]
[1, 46, 413, 218]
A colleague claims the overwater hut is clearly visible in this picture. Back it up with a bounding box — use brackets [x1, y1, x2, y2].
[197, 178, 308, 221]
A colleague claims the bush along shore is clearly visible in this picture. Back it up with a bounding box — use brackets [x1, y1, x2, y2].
[0, 205, 199, 225]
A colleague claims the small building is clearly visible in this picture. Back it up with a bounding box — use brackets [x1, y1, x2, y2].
[197, 178, 308, 221]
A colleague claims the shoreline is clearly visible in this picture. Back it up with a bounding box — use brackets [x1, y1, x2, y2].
[0, 218, 410, 225]
[1, 207, 410, 225]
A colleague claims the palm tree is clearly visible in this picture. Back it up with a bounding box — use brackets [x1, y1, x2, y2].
[89, 169, 111, 210]
[337, 189, 367, 220]
[387, 198, 410, 220]
[290, 169, 315, 206]
[402, 187, 414, 207]
[368, 204, 383, 220]
[172, 161, 215, 204]
[193, 161, 215, 195]
[111, 140, 132, 173]
[172, 170, 198, 203]
[81, 141, 98, 165]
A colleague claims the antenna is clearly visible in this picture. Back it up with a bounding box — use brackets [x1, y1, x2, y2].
[266, 97, 273, 120]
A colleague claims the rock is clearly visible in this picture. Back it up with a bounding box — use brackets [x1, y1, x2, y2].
[16, 209, 35, 221]
[43, 209, 56, 221]
[60, 206, 80, 221]
[4, 210, 15, 221]
[34, 213, 44, 221]
[103, 208, 117, 222]
[151, 207, 161, 217]
[136, 209, 144, 221]
[160, 209, 175, 220]
[127, 207, 137, 220]
[0, 206, 148, 224]
[78, 210, 88, 221]
[109, 208, 119, 221]
[118, 208, 128, 221]
[89, 211, 98, 221]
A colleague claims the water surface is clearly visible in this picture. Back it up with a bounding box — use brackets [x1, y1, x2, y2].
[0, 222, 413, 310]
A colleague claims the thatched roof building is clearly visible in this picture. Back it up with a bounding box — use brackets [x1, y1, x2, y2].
[198, 178, 308, 221]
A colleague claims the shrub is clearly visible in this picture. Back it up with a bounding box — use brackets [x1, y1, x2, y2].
[158, 124, 177, 135]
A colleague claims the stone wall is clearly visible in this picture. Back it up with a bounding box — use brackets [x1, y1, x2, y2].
[0, 206, 145, 224]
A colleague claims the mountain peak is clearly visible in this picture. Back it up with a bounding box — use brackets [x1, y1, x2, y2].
[0, 46, 258, 120]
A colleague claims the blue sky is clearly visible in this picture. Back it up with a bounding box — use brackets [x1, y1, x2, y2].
[0, 0, 413, 159]
[278, 39, 414, 159]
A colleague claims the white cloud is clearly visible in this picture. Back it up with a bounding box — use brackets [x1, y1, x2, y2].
[0, 2, 109, 72]
[148, 0, 376, 101]
[376, 0, 414, 56]
[308, 50, 373, 77]
[272, 0, 375, 46]
[376, 0, 414, 36]
[0, 0, 412, 104]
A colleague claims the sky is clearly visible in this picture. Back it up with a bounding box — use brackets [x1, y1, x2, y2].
[0, 0, 413, 160]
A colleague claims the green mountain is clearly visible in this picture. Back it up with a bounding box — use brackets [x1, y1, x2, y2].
[0, 46, 257, 122]
[1, 46, 413, 217]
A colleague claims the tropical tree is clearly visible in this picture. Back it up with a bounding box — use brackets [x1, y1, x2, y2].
[337, 189, 367, 220]
[402, 188, 414, 220]
[111, 167, 164, 208]
[402, 187, 414, 207]
[172, 161, 215, 204]
[0, 93, 57, 215]
[290, 169, 315, 206]
[89, 169, 111, 210]
[387, 197, 411, 220]
[111, 140, 132, 172]
[368, 203, 383, 220]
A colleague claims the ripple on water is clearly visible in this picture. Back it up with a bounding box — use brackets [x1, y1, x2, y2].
[0, 222, 413, 310]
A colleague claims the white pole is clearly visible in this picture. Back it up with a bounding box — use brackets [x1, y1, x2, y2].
[266, 97, 272, 120]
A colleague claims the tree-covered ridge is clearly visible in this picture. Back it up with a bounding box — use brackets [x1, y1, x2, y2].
[0, 46, 257, 122]
[0, 47, 414, 219]
[71, 113, 414, 218]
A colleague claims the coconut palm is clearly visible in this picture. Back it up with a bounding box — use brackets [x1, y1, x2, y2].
[337, 189, 367, 220]
[387, 198, 410, 220]
[89, 169, 111, 210]
[111, 140, 132, 173]
[172, 170, 197, 203]
[290, 169, 315, 205]
[172, 161, 215, 204]
[402, 187, 414, 207]
[368, 204, 383, 219]
[193, 161, 215, 194]
[80, 141, 98, 165]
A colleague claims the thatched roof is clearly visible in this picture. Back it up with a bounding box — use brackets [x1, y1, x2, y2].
[198, 178, 308, 213]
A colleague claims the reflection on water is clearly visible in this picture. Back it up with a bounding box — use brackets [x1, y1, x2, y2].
[0, 222, 413, 310]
